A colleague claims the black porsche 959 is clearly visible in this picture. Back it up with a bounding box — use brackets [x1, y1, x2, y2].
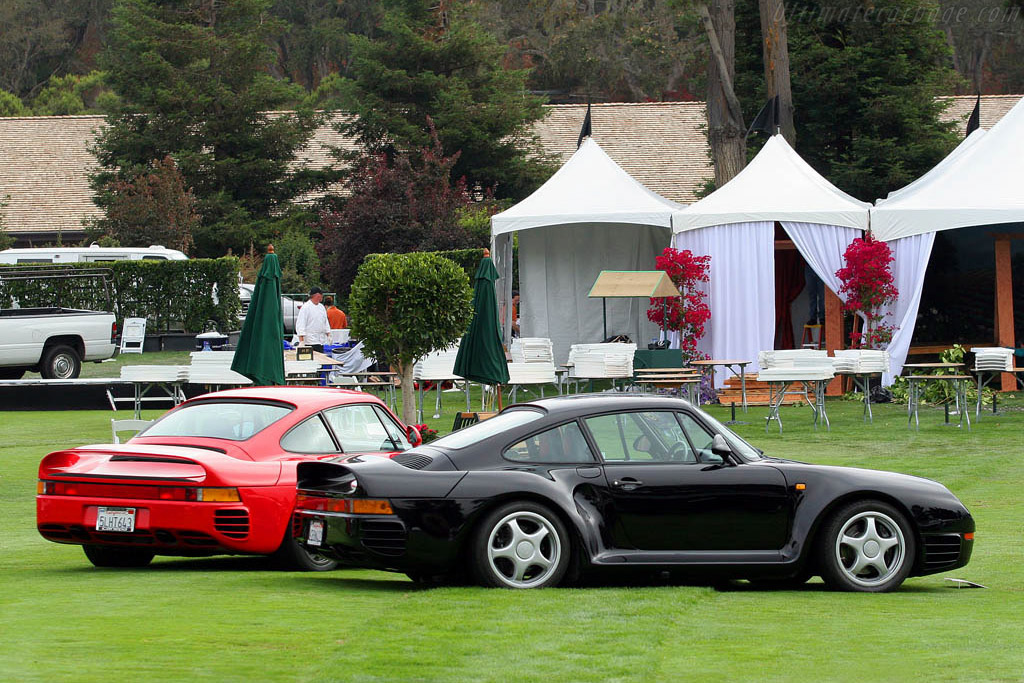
[294, 395, 974, 591]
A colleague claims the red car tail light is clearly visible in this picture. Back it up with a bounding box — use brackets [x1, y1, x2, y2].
[37, 481, 240, 503]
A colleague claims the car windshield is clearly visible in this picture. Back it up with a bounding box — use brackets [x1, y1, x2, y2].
[144, 401, 293, 441]
[697, 410, 763, 461]
[431, 408, 545, 449]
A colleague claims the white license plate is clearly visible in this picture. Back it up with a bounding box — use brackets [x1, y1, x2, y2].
[308, 519, 324, 547]
[96, 507, 136, 533]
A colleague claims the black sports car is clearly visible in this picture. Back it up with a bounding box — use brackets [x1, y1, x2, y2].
[294, 395, 974, 591]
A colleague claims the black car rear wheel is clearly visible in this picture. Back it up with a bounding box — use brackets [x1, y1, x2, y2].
[471, 501, 570, 589]
[818, 500, 915, 593]
[40, 344, 81, 379]
[83, 545, 155, 568]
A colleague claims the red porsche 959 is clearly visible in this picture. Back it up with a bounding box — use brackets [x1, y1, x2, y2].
[36, 387, 420, 569]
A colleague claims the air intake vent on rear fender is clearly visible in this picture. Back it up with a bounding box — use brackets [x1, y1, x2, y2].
[392, 453, 433, 470]
[214, 509, 250, 539]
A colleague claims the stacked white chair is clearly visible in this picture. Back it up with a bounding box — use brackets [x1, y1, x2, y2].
[569, 343, 636, 379]
[510, 337, 554, 364]
[971, 347, 1013, 372]
[188, 351, 252, 386]
[756, 348, 834, 432]
[414, 345, 462, 420]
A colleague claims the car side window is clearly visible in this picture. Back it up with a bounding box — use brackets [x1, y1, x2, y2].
[678, 412, 715, 457]
[373, 405, 412, 452]
[323, 403, 397, 453]
[504, 422, 594, 463]
[281, 415, 338, 454]
[585, 411, 695, 463]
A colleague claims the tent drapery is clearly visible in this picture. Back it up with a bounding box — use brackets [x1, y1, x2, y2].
[880, 232, 936, 384]
[672, 221, 776, 386]
[782, 222, 862, 296]
[519, 223, 669, 365]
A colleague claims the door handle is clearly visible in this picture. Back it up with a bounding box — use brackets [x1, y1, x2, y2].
[612, 477, 643, 491]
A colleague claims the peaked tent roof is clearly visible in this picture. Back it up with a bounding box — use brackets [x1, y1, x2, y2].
[490, 137, 682, 236]
[671, 134, 871, 233]
[871, 97, 1024, 241]
[878, 128, 986, 204]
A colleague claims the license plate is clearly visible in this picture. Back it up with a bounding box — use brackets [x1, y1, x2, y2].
[96, 507, 136, 533]
[308, 519, 324, 547]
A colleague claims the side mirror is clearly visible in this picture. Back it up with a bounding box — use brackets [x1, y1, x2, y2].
[711, 433, 733, 457]
[406, 425, 423, 447]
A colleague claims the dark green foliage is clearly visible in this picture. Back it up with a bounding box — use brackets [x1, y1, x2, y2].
[317, 131, 480, 298]
[0, 259, 240, 332]
[349, 251, 473, 423]
[90, 0, 326, 258]
[738, 0, 960, 201]
[318, 0, 552, 200]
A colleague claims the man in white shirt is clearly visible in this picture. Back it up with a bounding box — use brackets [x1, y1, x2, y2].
[295, 286, 330, 351]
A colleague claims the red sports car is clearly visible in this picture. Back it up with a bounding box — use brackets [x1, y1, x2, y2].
[37, 386, 420, 570]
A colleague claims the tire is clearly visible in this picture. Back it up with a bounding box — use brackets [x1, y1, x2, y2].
[0, 368, 25, 379]
[818, 500, 915, 593]
[471, 501, 570, 589]
[40, 344, 81, 380]
[83, 544, 155, 568]
[272, 525, 338, 572]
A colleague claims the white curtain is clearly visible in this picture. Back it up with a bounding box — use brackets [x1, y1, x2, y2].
[781, 222, 862, 294]
[672, 221, 775, 386]
[519, 223, 670, 365]
[881, 232, 936, 384]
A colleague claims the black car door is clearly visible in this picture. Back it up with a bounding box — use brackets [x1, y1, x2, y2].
[582, 410, 790, 551]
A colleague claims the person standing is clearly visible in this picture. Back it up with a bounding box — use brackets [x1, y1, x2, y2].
[295, 286, 330, 352]
[324, 295, 348, 329]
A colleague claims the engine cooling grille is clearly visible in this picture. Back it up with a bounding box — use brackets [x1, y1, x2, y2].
[392, 453, 433, 470]
[213, 509, 250, 539]
[360, 519, 407, 556]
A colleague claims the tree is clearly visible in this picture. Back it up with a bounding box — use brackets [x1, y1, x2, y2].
[316, 126, 478, 298]
[90, 155, 197, 253]
[836, 234, 898, 348]
[757, 0, 794, 143]
[646, 247, 711, 363]
[737, 0, 960, 201]
[699, 0, 747, 185]
[349, 252, 473, 424]
[317, 0, 552, 200]
[0, 195, 14, 250]
[90, 0, 325, 257]
[31, 71, 119, 115]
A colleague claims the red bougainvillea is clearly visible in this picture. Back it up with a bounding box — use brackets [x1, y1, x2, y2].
[647, 247, 711, 361]
[835, 234, 898, 348]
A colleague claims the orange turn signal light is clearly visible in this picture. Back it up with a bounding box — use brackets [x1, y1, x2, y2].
[197, 487, 242, 502]
[794, 483, 806, 491]
[351, 499, 394, 515]
[963, 532, 974, 541]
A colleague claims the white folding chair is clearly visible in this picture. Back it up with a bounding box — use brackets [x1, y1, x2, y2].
[120, 317, 147, 354]
[111, 418, 154, 444]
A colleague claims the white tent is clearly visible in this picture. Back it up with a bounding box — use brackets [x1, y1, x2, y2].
[491, 138, 681, 364]
[872, 97, 1024, 382]
[671, 135, 870, 384]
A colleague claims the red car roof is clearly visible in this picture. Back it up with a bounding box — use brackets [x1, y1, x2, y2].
[181, 386, 388, 412]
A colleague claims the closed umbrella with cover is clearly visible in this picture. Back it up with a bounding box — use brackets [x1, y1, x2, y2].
[454, 254, 510, 386]
[231, 246, 285, 386]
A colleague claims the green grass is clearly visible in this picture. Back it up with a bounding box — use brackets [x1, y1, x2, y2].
[2, 378, 1023, 681]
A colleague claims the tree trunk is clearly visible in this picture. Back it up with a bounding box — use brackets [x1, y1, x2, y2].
[759, 0, 796, 144]
[700, 0, 746, 186]
[397, 361, 417, 426]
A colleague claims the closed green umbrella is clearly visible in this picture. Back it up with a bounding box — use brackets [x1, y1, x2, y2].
[231, 247, 285, 386]
[454, 255, 510, 386]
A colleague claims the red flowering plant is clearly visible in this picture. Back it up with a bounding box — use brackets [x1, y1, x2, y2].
[835, 234, 899, 349]
[412, 424, 438, 443]
[647, 247, 712, 363]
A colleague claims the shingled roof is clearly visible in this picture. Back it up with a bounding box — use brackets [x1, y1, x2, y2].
[0, 102, 713, 244]
[939, 94, 1022, 134]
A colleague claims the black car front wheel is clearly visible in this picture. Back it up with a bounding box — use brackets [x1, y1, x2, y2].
[83, 545, 155, 568]
[818, 500, 915, 593]
[471, 501, 570, 589]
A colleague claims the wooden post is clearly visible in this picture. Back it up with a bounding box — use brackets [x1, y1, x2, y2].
[825, 287, 843, 395]
[994, 236, 1016, 391]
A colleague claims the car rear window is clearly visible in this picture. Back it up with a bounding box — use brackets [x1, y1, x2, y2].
[432, 408, 545, 449]
[144, 401, 293, 441]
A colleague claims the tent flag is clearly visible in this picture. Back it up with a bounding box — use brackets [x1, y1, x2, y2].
[745, 95, 779, 140]
[966, 94, 981, 136]
[577, 102, 592, 148]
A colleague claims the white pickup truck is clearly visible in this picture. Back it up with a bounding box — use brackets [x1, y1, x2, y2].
[0, 307, 118, 379]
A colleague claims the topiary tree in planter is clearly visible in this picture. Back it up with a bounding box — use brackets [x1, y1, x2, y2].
[349, 252, 473, 425]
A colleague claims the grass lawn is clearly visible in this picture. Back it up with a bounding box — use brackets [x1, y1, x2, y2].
[1, 367, 1022, 681]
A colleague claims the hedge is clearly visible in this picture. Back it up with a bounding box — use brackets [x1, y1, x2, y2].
[0, 258, 240, 333]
